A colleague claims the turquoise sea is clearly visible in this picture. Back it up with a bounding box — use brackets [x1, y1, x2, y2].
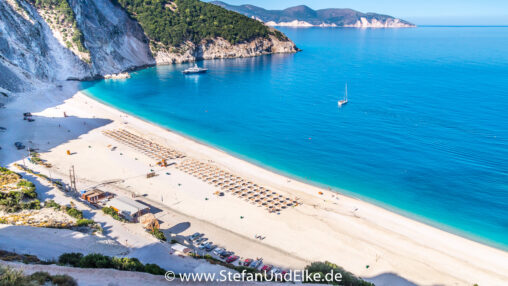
[82, 27, 508, 249]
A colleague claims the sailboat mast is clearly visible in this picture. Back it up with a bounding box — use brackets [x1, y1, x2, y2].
[345, 83, 348, 101]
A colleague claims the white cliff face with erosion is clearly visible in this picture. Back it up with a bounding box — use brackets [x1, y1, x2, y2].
[265, 18, 414, 28]
[345, 17, 414, 28]
[0, 0, 297, 93]
[154, 35, 298, 64]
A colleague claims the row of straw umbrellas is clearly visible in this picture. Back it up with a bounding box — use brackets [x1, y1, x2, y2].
[176, 159, 300, 213]
[103, 129, 185, 160]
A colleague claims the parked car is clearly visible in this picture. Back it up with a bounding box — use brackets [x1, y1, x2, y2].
[14, 142, 25, 150]
[198, 242, 211, 249]
[270, 268, 281, 275]
[242, 258, 253, 267]
[205, 244, 216, 251]
[195, 237, 207, 244]
[213, 247, 225, 256]
[226, 255, 239, 263]
[190, 232, 202, 241]
[220, 251, 234, 259]
[250, 259, 263, 269]
[261, 265, 273, 272]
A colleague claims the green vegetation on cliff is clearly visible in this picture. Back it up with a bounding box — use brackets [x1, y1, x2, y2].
[114, 0, 287, 46]
[28, 0, 88, 54]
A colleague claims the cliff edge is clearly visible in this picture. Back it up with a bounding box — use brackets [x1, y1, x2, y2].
[0, 0, 298, 93]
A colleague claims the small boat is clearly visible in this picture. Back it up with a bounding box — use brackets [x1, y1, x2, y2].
[183, 65, 208, 74]
[338, 83, 348, 107]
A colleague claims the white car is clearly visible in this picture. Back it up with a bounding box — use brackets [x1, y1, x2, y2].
[198, 242, 211, 249]
[270, 267, 281, 275]
[213, 247, 225, 256]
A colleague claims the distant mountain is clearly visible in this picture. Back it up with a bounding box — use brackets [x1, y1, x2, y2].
[210, 2, 415, 28]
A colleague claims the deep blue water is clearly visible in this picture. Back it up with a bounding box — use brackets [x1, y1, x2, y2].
[82, 27, 508, 249]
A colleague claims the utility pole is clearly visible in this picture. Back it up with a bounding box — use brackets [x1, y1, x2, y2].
[69, 165, 77, 193]
[48, 167, 53, 185]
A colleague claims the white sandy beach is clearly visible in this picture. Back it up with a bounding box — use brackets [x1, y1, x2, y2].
[1, 82, 508, 286]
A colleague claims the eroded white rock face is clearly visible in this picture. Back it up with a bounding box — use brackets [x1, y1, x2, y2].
[344, 17, 415, 28]
[153, 35, 298, 65]
[68, 0, 155, 76]
[265, 17, 413, 28]
[0, 0, 90, 92]
[265, 20, 314, 27]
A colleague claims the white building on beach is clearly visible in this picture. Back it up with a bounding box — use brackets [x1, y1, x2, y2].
[106, 196, 150, 222]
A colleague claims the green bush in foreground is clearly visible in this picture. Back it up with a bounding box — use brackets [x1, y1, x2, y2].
[28, 271, 77, 286]
[305, 261, 374, 286]
[0, 266, 77, 286]
[57, 253, 167, 275]
[0, 265, 25, 286]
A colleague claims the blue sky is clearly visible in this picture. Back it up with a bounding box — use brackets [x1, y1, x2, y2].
[207, 0, 508, 25]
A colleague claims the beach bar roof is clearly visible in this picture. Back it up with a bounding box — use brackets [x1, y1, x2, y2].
[106, 196, 150, 222]
[80, 189, 106, 203]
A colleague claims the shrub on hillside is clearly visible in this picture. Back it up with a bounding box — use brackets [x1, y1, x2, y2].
[29, 271, 77, 286]
[150, 228, 166, 241]
[58, 253, 83, 267]
[21, 188, 38, 199]
[102, 206, 126, 222]
[111, 257, 144, 272]
[305, 261, 374, 286]
[57, 253, 167, 275]
[48, 274, 77, 286]
[0, 265, 25, 285]
[76, 219, 94, 227]
[0, 167, 14, 174]
[66, 207, 83, 219]
[144, 263, 166, 275]
[16, 180, 35, 189]
[44, 199, 61, 209]
[21, 199, 41, 210]
[78, 253, 113, 269]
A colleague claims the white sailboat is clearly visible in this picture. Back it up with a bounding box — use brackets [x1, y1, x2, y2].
[338, 83, 348, 107]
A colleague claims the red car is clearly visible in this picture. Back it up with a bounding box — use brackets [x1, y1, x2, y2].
[226, 255, 239, 263]
[261, 265, 272, 272]
[243, 258, 253, 266]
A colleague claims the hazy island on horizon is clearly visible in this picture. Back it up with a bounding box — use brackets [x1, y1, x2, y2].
[211, 1, 415, 28]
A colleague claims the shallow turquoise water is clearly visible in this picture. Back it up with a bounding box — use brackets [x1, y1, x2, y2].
[82, 27, 508, 249]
